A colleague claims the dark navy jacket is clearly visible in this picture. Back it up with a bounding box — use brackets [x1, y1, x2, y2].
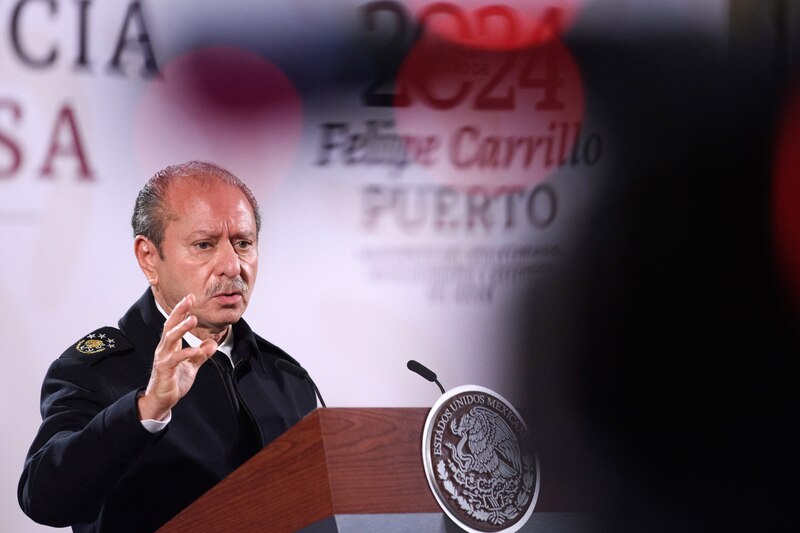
[18, 290, 316, 532]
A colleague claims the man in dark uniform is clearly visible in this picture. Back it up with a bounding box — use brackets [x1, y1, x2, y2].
[18, 161, 317, 532]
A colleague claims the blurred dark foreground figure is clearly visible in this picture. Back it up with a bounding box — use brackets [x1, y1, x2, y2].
[518, 32, 799, 533]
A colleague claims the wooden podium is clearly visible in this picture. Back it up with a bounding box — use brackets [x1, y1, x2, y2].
[158, 408, 440, 533]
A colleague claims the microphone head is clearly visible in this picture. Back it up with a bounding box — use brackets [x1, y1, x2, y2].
[407, 359, 437, 382]
[275, 358, 309, 379]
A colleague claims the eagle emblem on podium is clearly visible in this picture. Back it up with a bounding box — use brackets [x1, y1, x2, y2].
[423, 386, 538, 533]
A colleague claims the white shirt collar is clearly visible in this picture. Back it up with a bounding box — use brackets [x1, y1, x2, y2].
[154, 298, 235, 360]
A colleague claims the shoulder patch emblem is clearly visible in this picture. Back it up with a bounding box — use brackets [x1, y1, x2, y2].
[75, 332, 118, 355]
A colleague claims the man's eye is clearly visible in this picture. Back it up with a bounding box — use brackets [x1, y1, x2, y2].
[235, 240, 253, 249]
[195, 242, 212, 250]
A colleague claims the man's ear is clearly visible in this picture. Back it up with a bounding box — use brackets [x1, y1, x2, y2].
[134, 236, 160, 286]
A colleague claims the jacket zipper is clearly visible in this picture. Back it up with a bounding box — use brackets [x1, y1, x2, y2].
[232, 361, 264, 448]
[210, 356, 265, 448]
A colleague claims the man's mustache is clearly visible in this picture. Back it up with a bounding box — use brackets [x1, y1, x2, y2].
[206, 277, 249, 297]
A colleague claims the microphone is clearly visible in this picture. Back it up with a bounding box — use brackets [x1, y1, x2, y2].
[407, 359, 445, 394]
[275, 359, 327, 408]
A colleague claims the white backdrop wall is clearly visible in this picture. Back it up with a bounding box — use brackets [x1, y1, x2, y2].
[1, 0, 727, 531]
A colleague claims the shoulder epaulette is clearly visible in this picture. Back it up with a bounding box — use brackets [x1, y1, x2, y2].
[63, 326, 133, 365]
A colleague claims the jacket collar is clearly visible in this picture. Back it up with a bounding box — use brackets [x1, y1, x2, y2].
[118, 289, 165, 370]
[118, 289, 264, 372]
[231, 313, 265, 372]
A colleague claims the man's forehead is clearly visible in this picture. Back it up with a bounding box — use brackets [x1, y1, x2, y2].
[161, 175, 256, 228]
[186, 225, 257, 238]
[164, 175, 250, 209]
[165, 173, 231, 196]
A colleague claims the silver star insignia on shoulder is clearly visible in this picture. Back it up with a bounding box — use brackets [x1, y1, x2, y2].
[76, 333, 116, 355]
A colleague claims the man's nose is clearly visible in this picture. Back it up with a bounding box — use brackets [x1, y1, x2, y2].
[215, 241, 242, 278]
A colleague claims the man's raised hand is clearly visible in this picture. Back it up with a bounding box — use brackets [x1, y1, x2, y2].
[136, 294, 218, 421]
